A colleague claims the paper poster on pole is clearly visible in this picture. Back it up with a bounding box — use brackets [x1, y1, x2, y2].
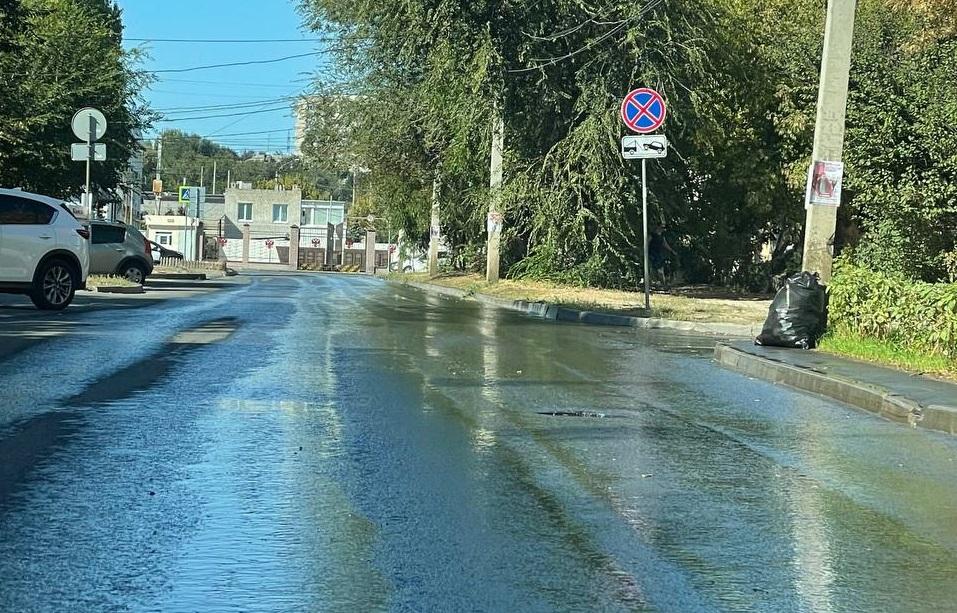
[487, 211, 503, 236]
[805, 161, 844, 207]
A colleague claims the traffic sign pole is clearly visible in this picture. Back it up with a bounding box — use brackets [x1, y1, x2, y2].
[72, 108, 107, 220]
[86, 116, 95, 219]
[620, 87, 667, 312]
[642, 159, 651, 311]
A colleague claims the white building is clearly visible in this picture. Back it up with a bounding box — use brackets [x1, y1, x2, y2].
[143, 215, 202, 261]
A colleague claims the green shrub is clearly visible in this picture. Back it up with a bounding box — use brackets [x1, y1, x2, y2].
[828, 259, 957, 358]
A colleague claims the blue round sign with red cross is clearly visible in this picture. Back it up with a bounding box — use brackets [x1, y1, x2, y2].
[620, 88, 667, 134]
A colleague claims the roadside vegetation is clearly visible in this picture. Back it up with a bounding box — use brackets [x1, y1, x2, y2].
[818, 334, 957, 382]
[823, 260, 957, 379]
[86, 275, 140, 289]
[298, 0, 956, 292]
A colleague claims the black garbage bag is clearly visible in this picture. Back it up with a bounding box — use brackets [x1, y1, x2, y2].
[755, 272, 827, 349]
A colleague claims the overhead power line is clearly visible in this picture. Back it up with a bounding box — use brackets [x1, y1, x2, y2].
[157, 95, 301, 114]
[157, 106, 294, 122]
[127, 37, 334, 43]
[137, 128, 292, 142]
[510, 0, 665, 74]
[202, 128, 295, 138]
[153, 51, 324, 74]
[157, 78, 300, 89]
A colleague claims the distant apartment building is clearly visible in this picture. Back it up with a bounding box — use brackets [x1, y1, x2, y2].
[294, 99, 309, 156]
[203, 187, 347, 263]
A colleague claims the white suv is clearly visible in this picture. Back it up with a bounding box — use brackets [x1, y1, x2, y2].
[0, 188, 90, 310]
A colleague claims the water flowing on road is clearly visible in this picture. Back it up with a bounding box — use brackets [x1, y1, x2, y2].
[2, 273, 956, 612]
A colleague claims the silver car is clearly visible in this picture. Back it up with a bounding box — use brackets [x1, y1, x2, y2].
[89, 221, 155, 284]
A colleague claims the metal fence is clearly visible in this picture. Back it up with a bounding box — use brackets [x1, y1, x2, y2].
[157, 257, 225, 271]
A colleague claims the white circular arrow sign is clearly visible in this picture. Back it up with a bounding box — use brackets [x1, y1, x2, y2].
[71, 108, 107, 142]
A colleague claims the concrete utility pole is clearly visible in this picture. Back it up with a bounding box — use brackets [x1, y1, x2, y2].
[486, 107, 504, 283]
[212, 160, 217, 195]
[428, 173, 442, 278]
[802, 0, 857, 283]
[200, 166, 205, 189]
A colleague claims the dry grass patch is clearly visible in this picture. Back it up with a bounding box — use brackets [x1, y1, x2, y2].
[391, 272, 770, 326]
[86, 274, 139, 288]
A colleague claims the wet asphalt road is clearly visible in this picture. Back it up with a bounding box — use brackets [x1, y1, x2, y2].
[1, 272, 957, 612]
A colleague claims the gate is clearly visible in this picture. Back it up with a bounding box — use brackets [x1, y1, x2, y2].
[248, 230, 289, 264]
[298, 227, 328, 270]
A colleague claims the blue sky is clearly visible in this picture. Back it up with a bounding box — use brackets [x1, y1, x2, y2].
[118, 0, 321, 153]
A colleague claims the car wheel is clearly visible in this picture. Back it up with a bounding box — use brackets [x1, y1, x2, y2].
[30, 259, 76, 311]
[120, 262, 147, 285]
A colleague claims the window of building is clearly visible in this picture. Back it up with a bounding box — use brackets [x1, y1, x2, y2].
[302, 207, 328, 226]
[328, 209, 344, 225]
[0, 195, 56, 225]
[156, 232, 173, 246]
[272, 204, 288, 223]
[237, 202, 253, 222]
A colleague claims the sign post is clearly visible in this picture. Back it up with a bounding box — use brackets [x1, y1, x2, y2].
[177, 187, 206, 261]
[620, 88, 668, 311]
[71, 107, 108, 219]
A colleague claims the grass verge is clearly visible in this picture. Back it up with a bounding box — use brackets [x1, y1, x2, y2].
[387, 272, 771, 327]
[819, 331, 957, 382]
[86, 274, 139, 288]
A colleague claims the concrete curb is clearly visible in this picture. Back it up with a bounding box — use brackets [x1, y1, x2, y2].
[394, 279, 759, 337]
[91, 285, 144, 294]
[150, 272, 208, 281]
[714, 343, 957, 435]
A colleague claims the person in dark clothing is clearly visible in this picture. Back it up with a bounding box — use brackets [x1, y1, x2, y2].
[649, 224, 677, 289]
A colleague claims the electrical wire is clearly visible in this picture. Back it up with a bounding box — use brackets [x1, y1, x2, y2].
[126, 37, 334, 44]
[524, 1, 621, 42]
[157, 78, 301, 89]
[156, 95, 302, 114]
[510, 0, 665, 74]
[156, 106, 294, 122]
[152, 51, 324, 74]
[203, 128, 295, 138]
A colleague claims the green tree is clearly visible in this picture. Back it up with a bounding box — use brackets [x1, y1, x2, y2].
[144, 129, 349, 200]
[298, 0, 957, 287]
[0, 0, 151, 212]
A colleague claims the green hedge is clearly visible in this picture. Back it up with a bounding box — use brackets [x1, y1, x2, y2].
[828, 260, 957, 358]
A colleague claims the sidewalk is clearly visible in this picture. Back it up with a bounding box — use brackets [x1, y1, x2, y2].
[715, 341, 957, 435]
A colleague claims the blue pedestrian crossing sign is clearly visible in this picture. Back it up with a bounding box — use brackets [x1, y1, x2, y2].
[178, 186, 207, 204]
